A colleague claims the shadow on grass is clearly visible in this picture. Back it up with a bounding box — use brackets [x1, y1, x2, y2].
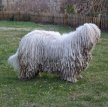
[1, 71, 88, 88]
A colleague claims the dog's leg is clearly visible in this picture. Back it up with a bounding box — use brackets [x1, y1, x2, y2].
[18, 61, 39, 80]
[18, 69, 37, 80]
[19, 68, 39, 80]
[66, 77, 78, 83]
[61, 70, 78, 83]
[76, 74, 83, 80]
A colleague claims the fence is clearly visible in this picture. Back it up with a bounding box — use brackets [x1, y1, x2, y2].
[0, 11, 108, 32]
[68, 15, 108, 32]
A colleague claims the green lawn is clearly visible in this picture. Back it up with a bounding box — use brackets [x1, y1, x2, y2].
[0, 21, 108, 107]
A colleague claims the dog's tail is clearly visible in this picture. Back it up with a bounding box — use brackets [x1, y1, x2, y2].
[8, 51, 19, 71]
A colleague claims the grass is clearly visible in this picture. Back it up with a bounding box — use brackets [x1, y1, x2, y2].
[0, 21, 72, 33]
[0, 21, 108, 107]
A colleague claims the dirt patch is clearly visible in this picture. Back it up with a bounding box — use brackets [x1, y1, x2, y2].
[0, 27, 34, 31]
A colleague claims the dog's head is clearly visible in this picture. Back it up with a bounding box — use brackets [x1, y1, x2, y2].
[84, 23, 101, 43]
[76, 23, 101, 52]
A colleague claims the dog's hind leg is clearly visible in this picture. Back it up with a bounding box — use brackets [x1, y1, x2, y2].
[18, 59, 39, 80]
[19, 67, 39, 80]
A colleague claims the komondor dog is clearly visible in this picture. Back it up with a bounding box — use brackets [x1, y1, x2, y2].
[8, 23, 101, 83]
